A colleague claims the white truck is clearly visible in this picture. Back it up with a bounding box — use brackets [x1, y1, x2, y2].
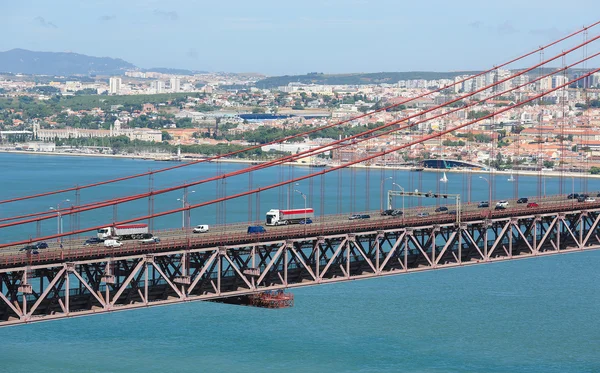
[265, 208, 314, 226]
[97, 224, 150, 240]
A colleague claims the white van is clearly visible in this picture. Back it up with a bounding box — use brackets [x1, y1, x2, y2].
[104, 239, 123, 248]
[193, 224, 209, 233]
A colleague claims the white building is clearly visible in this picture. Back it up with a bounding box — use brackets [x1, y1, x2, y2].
[552, 75, 569, 88]
[25, 142, 56, 152]
[151, 80, 165, 94]
[170, 77, 181, 93]
[109, 77, 122, 95]
[592, 72, 600, 88]
[34, 120, 162, 143]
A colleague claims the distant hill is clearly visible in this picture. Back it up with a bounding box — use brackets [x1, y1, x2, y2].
[0, 49, 135, 76]
[256, 71, 482, 88]
[142, 67, 208, 76]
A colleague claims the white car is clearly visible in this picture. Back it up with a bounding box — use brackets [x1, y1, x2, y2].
[193, 224, 209, 233]
[585, 197, 596, 202]
[139, 236, 161, 244]
[496, 200, 509, 208]
[103, 239, 123, 248]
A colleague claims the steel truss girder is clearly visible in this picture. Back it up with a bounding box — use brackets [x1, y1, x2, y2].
[2, 209, 600, 327]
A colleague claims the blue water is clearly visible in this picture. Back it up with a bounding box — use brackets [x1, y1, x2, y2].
[1, 153, 599, 372]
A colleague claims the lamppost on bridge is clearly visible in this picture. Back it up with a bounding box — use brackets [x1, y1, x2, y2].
[177, 190, 195, 230]
[392, 182, 405, 221]
[479, 176, 492, 206]
[49, 199, 70, 244]
[287, 182, 299, 210]
[380, 176, 393, 212]
[294, 189, 307, 233]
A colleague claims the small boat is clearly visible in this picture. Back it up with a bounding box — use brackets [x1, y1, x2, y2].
[508, 172, 515, 182]
[410, 167, 424, 172]
[440, 172, 448, 183]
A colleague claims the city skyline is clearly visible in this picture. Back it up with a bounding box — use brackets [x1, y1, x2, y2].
[1, 0, 599, 75]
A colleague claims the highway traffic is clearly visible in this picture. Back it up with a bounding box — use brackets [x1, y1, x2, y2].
[2, 192, 599, 264]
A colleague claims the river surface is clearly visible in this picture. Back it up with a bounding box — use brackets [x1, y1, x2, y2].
[0, 153, 599, 372]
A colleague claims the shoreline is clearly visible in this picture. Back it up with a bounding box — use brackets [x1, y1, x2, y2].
[2, 149, 599, 179]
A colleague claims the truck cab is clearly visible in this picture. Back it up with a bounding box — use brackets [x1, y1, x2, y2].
[266, 210, 285, 226]
[97, 228, 111, 240]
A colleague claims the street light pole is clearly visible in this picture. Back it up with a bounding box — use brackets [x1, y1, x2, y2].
[294, 189, 307, 233]
[287, 182, 299, 210]
[392, 182, 405, 221]
[49, 199, 70, 244]
[177, 190, 195, 230]
[380, 176, 393, 212]
[479, 176, 491, 205]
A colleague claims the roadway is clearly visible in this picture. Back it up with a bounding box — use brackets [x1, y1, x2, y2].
[1, 192, 598, 265]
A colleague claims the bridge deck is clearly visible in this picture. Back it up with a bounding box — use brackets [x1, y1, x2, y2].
[0, 194, 596, 268]
[1, 198, 600, 326]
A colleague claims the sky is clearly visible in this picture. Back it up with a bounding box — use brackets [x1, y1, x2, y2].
[1, 0, 599, 75]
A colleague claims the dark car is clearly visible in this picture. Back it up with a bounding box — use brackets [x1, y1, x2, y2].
[84, 237, 103, 246]
[19, 244, 37, 252]
[477, 201, 489, 208]
[435, 206, 449, 212]
[447, 210, 457, 215]
[568, 193, 580, 199]
[381, 209, 395, 216]
[391, 209, 403, 216]
[349, 214, 370, 220]
[299, 218, 313, 224]
[517, 197, 528, 204]
[359, 214, 371, 219]
[577, 196, 586, 202]
[20, 242, 47, 251]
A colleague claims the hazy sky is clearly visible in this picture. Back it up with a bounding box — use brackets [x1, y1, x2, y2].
[1, 0, 599, 75]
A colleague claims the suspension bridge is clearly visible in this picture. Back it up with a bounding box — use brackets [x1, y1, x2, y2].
[2, 23, 600, 326]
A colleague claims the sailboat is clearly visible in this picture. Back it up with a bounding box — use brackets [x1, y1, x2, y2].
[508, 171, 515, 182]
[440, 172, 448, 183]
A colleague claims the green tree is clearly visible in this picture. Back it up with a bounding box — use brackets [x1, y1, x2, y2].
[358, 105, 371, 114]
[176, 117, 194, 128]
[474, 134, 492, 143]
